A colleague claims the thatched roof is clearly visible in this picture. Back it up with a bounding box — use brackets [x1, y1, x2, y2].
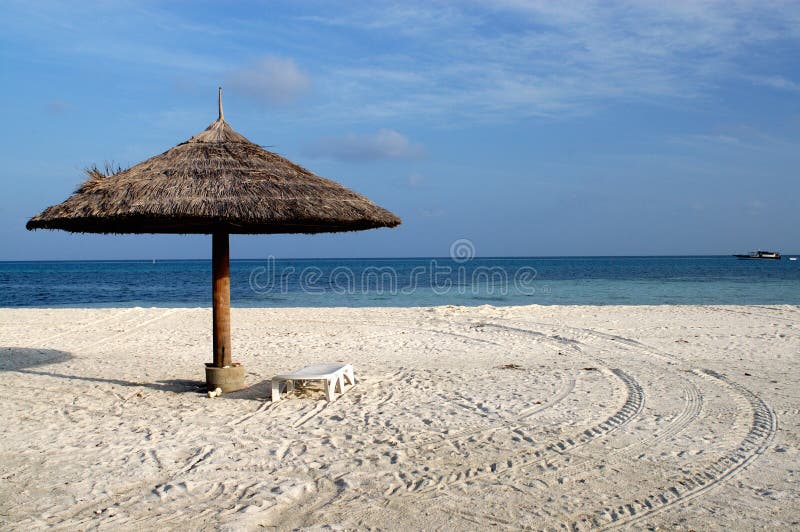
[27, 93, 401, 235]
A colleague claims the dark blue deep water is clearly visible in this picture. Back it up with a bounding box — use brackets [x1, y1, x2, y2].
[1, 256, 799, 307]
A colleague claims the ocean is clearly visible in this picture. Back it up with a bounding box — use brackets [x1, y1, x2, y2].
[1, 256, 799, 307]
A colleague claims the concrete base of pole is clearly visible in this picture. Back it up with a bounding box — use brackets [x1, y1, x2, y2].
[205, 363, 245, 393]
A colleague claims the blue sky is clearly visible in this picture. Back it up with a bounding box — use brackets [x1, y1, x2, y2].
[1, 0, 799, 259]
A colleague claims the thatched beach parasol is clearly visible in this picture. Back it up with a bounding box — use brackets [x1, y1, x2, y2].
[27, 88, 401, 392]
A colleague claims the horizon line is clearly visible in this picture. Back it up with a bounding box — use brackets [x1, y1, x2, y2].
[2, 253, 799, 263]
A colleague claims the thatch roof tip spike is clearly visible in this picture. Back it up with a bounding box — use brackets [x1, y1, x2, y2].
[218, 87, 224, 121]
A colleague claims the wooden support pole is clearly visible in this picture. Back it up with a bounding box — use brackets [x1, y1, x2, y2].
[212, 232, 231, 367]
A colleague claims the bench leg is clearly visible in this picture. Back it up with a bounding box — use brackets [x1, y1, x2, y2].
[337, 373, 346, 394]
[271, 378, 283, 402]
[324, 378, 335, 402]
[345, 366, 355, 385]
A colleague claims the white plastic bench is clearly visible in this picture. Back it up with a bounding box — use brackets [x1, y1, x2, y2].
[271, 363, 355, 402]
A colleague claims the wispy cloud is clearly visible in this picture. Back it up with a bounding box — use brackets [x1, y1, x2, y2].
[228, 56, 311, 106]
[407, 173, 424, 187]
[668, 123, 794, 151]
[746, 198, 767, 216]
[418, 206, 445, 218]
[300, 1, 800, 122]
[749, 75, 800, 93]
[4, 1, 800, 124]
[304, 129, 424, 161]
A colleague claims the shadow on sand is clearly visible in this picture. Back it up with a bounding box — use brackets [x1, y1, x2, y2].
[219, 379, 273, 401]
[17, 369, 211, 394]
[1, 347, 202, 395]
[2, 347, 275, 400]
[0, 346, 74, 371]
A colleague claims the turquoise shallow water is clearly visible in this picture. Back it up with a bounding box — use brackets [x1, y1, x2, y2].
[1, 256, 799, 307]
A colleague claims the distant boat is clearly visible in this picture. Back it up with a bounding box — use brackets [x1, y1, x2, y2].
[790, 257, 798, 261]
[733, 250, 781, 260]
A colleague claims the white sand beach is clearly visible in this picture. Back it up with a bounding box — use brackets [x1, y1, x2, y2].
[1, 305, 798, 530]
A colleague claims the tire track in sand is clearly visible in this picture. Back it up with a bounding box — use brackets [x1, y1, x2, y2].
[392, 367, 643, 496]
[481, 319, 777, 529]
[585, 369, 778, 530]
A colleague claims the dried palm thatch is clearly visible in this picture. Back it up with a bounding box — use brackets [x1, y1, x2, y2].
[27, 96, 400, 235]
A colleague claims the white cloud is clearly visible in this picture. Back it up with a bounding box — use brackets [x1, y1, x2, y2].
[418, 206, 445, 218]
[305, 129, 424, 161]
[301, 1, 800, 122]
[228, 56, 311, 106]
[407, 173, 424, 187]
[746, 198, 767, 216]
[5, 2, 800, 124]
[669, 124, 792, 151]
[749, 75, 800, 92]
